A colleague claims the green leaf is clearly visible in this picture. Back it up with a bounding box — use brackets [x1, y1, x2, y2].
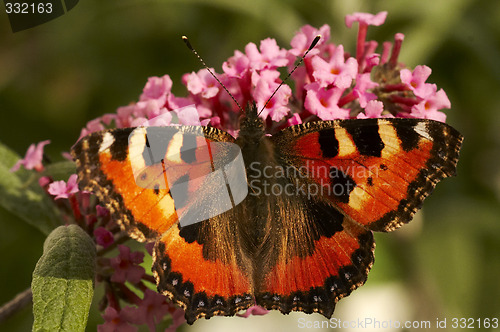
[0, 141, 62, 235]
[44, 161, 77, 181]
[32, 225, 96, 332]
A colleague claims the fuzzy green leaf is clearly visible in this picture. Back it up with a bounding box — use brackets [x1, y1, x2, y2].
[44, 161, 77, 181]
[32, 225, 96, 332]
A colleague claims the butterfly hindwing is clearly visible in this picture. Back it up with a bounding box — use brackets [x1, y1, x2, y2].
[152, 211, 254, 324]
[253, 196, 375, 317]
[271, 118, 463, 232]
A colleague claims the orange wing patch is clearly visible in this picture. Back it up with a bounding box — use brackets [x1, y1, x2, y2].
[256, 212, 374, 318]
[262, 223, 367, 293]
[152, 223, 254, 324]
[99, 151, 178, 241]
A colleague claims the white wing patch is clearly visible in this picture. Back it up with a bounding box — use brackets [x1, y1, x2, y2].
[414, 122, 433, 141]
[99, 132, 115, 152]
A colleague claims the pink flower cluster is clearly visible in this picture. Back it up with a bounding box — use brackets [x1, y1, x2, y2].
[10, 11, 453, 331]
[97, 246, 186, 332]
[75, 11, 450, 142]
[99, 288, 184, 332]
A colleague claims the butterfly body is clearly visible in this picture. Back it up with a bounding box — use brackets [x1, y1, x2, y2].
[72, 104, 462, 324]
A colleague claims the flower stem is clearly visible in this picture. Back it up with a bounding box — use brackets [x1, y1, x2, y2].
[0, 288, 32, 323]
[389, 33, 405, 67]
[356, 23, 368, 65]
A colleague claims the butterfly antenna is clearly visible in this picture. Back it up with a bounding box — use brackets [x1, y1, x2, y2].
[257, 35, 321, 117]
[182, 36, 243, 112]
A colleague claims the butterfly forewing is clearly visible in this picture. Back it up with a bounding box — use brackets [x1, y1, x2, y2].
[271, 118, 463, 232]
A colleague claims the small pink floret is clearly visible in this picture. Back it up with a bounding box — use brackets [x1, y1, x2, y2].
[94, 227, 114, 248]
[345, 11, 388, 28]
[10, 140, 50, 172]
[237, 305, 270, 318]
[48, 174, 79, 200]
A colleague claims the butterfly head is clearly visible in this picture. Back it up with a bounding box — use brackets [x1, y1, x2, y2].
[237, 102, 265, 141]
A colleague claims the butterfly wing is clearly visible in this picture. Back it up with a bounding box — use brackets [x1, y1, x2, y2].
[152, 209, 255, 324]
[252, 195, 375, 317]
[252, 118, 462, 317]
[271, 118, 463, 231]
[71, 126, 255, 323]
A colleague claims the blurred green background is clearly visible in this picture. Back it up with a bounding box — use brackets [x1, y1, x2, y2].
[1, 0, 499, 331]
